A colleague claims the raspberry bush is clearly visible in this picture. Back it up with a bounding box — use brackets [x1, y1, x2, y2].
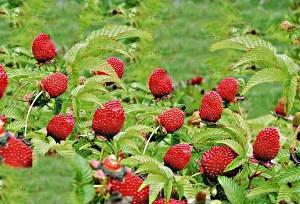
[0, 1, 300, 204]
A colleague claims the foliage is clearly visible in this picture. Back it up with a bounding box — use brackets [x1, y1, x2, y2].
[0, 0, 299, 204]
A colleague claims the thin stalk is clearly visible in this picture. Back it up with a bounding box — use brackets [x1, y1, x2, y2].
[24, 91, 43, 138]
[143, 126, 160, 155]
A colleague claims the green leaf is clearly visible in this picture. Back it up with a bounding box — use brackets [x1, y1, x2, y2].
[74, 155, 93, 185]
[87, 25, 152, 41]
[5, 120, 25, 132]
[276, 54, 300, 74]
[247, 182, 277, 199]
[32, 137, 52, 155]
[164, 181, 173, 201]
[1, 107, 24, 120]
[191, 128, 231, 145]
[278, 167, 300, 183]
[232, 47, 280, 69]
[211, 36, 276, 52]
[119, 139, 141, 155]
[216, 139, 244, 155]
[54, 141, 76, 158]
[77, 185, 95, 204]
[175, 176, 197, 199]
[139, 174, 166, 204]
[277, 185, 292, 203]
[136, 162, 163, 175]
[64, 43, 87, 64]
[283, 75, 298, 112]
[121, 155, 160, 167]
[218, 176, 246, 204]
[225, 156, 247, 172]
[242, 68, 287, 95]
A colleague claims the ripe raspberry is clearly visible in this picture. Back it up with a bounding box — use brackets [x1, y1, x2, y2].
[110, 171, 149, 204]
[107, 57, 124, 78]
[0, 135, 32, 168]
[148, 68, 173, 98]
[153, 198, 187, 204]
[217, 77, 239, 103]
[159, 108, 185, 133]
[189, 76, 203, 86]
[32, 33, 56, 63]
[253, 127, 280, 161]
[164, 143, 191, 171]
[199, 145, 237, 177]
[199, 91, 223, 122]
[275, 99, 286, 116]
[41, 72, 68, 98]
[92, 100, 125, 138]
[94, 57, 125, 79]
[0, 65, 8, 98]
[47, 113, 75, 141]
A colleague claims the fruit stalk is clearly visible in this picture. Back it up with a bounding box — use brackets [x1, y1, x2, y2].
[143, 126, 160, 155]
[24, 91, 43, 138]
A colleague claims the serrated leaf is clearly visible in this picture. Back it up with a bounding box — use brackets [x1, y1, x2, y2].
[136, 162, 163, 175]
[121, 155, 160, 167]
[247, 182, 277, 198]
[277, 185, 292, 203]
[242, 68, 287, 95]
[216, 139, 244, 155]
[283, 75, 298, 112]
[232, 47, 279, 69]
[225, 156, 247, 172]
[32, 138, 52, 155]
[211, 36, 276, 52]
[191, 128, 231, 144]
[164, 181, 173, 201]
[1, 107, 23, 120]
[74, 155, 93, 184]
[78, 184, 95, 204]
[278, 167, 300, 183]
[5, 120, 25, 132]
[119, 139, 141, 155]
[218, 176, 246, 204]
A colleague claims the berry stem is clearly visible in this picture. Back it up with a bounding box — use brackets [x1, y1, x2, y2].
[191, 172, 202, 177]
[143, 126, 160, 155]
[24, 91, 43, 138]
[248, 164, 260, 189]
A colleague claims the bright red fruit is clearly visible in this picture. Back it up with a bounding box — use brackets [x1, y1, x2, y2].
[190, 76, 203, 85]
[47, 113, 75, 141]
[41, 72, 68, 98]
[159, 108, 184, 133]
[0, 136, 32, 168]
[92, 100, 125, 138]
[164, 143, 191, 171]
[217, 77, 239, 103]
[32, 33, 56, 63]
[275, 99, 286, 116]
[253, 127, 280, 161]
[94, 57, 125, 79]
[107, 57, 124, 78]
[0, 65, 8, 98]
[199, 91, 223, 122]
[148, 68, 173, 98]
[199, 145, 237, 177]
[110, 172, 149, 204]
[153, 198, 187, 204]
